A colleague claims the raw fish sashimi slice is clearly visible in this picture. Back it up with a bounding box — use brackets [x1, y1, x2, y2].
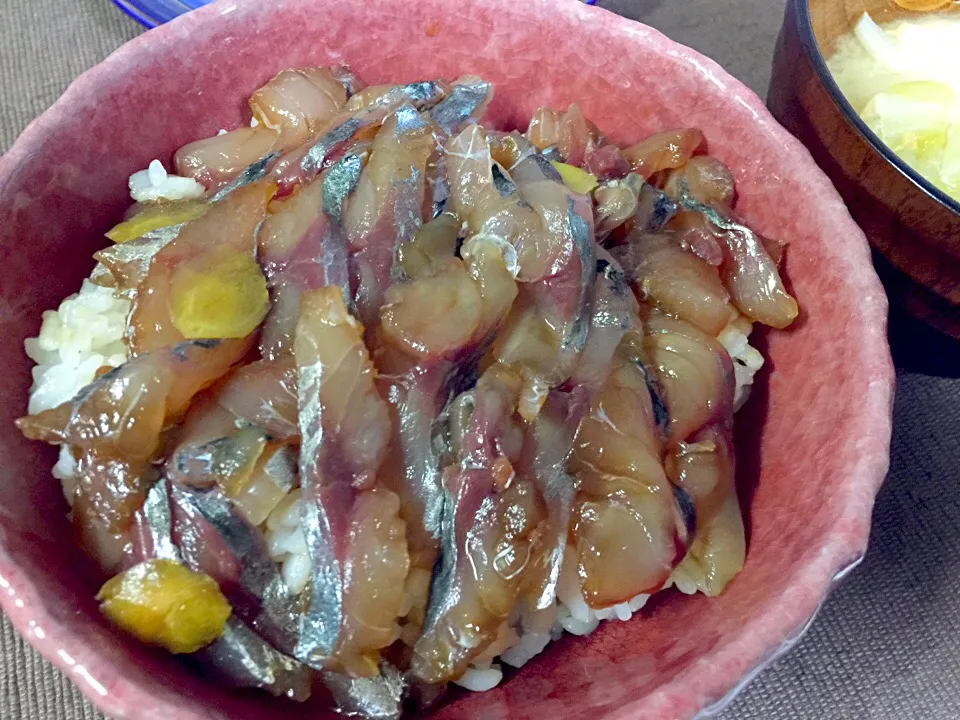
[16, 340, 248, 569]
[127, 181, 272, 355]
[175, 66, 356, 189]
[569, 331, 695, 607]
[345, 105, 440, 328]
[411, 366, 542, 685]
[294, 287, 409, 677]
[258, 148, 365, 358]
[270, 81, 448, 195]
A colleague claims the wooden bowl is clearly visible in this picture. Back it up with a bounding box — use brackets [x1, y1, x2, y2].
[768, 0, 960, 338]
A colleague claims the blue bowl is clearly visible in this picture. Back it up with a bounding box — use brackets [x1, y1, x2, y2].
[112, 0, 211, 27]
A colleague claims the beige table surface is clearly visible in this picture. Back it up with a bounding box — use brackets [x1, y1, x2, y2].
[3, 0, 960, 718]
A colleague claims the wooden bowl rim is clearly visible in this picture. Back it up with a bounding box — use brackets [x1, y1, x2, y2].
[795, 0, 960, 218]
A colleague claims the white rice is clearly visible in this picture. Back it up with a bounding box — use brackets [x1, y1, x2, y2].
[24, 279, 131, 416]
[128, 159, 205, 203]
[24, 214, 766, 692]
[718, 317, 764, 411]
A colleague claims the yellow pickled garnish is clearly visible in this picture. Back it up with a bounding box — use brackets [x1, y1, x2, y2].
[97, 559, 231, 654]
[550, 161, 598, 194]
[169, 252, 270, 339]
[106, 202, 208, 243]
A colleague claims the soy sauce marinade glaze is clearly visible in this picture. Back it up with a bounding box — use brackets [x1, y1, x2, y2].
[16, 65, 797, 716]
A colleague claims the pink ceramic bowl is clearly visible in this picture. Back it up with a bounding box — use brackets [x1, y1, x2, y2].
[0, 0, 894, 717]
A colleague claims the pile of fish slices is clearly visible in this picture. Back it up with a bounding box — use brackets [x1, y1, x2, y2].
[16, 66, 797, 718]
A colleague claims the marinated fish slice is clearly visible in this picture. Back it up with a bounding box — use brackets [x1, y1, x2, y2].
[639, 308, 735, 446]
[519, 256, 635, 610]
[207, 152, 283, 204]
[128, 182, 273, 354]
[271, 81, 448, 194]
[510, 154, 597, 351]
[170, 483, 300, 654]
[487, 130, 537, 170]
[321, 663, 405, 720]
[396, 213, 460, 280]
[380, 258, 482, 360]
[201, 618, 313, 701]
[136, 480, 311, 700]
[444, 125, 541, 271]
[216, 357, 300, 442]
[517, 389, 587, 611]
[424, 146, 450, 218]
[374, 360, 455, 641]
[411, 366, 542, 685]
[621, 128, 706, 180]
[174, 66, 356, 190]
[662, 156, 736, 206]
[259, 149, 366, 358]
[452, 138, 593, 391]
[422, 76, 494, 218]
[665, 210, 724, 267]
[176, 128, 282, 190]
[674, 183, 798, 329]
[131, 479, 180, 564]
[375, 238, 518, 640]
[666, 424, 744, 596]
[582, 142, 631, 181]
[250, 67, 353, 147]
[294, 287, 409, 676]
[612, 231, 731, 337]
[167, 410, 267, 483]
[594, 174, 644, 239]
[635, 181, 679, 235]
[165, 411, 297, 529]
[569, 333, 691, 607]
[637, 306, 744, 594]
[344, 105, 440, 328]
[459, 233, 519, 338]
[526, 104, 594, 167]
[567, 252, 638, 397]
[430, 77, 493, 135]
[93, 228, 182, 296]
[17, 340, 249, 547]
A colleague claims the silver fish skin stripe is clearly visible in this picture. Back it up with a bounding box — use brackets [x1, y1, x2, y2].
[141, 480, 311, 701]
[293, 360, 342, 669]
[200, 618, 312, 701]
[637, 180, 678, 233]
[301, 117, 363, 178]
[300, 81, 448, 179]
[525, 392, 581, 610]
[323, 152, 367, 225]
[141, 479, 180, 562]
[564, 193, 597, 353]
[322, 663, 405, 720]
[430, 80, 492, 135]
[170, 483, 300, 654]
[209, 150, 282, 203]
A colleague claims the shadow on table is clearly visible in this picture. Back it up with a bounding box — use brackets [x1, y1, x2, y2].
[888, 304, 960, 379]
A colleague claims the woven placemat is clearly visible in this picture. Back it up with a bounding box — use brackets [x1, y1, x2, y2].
[4, 1, 959, 718]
